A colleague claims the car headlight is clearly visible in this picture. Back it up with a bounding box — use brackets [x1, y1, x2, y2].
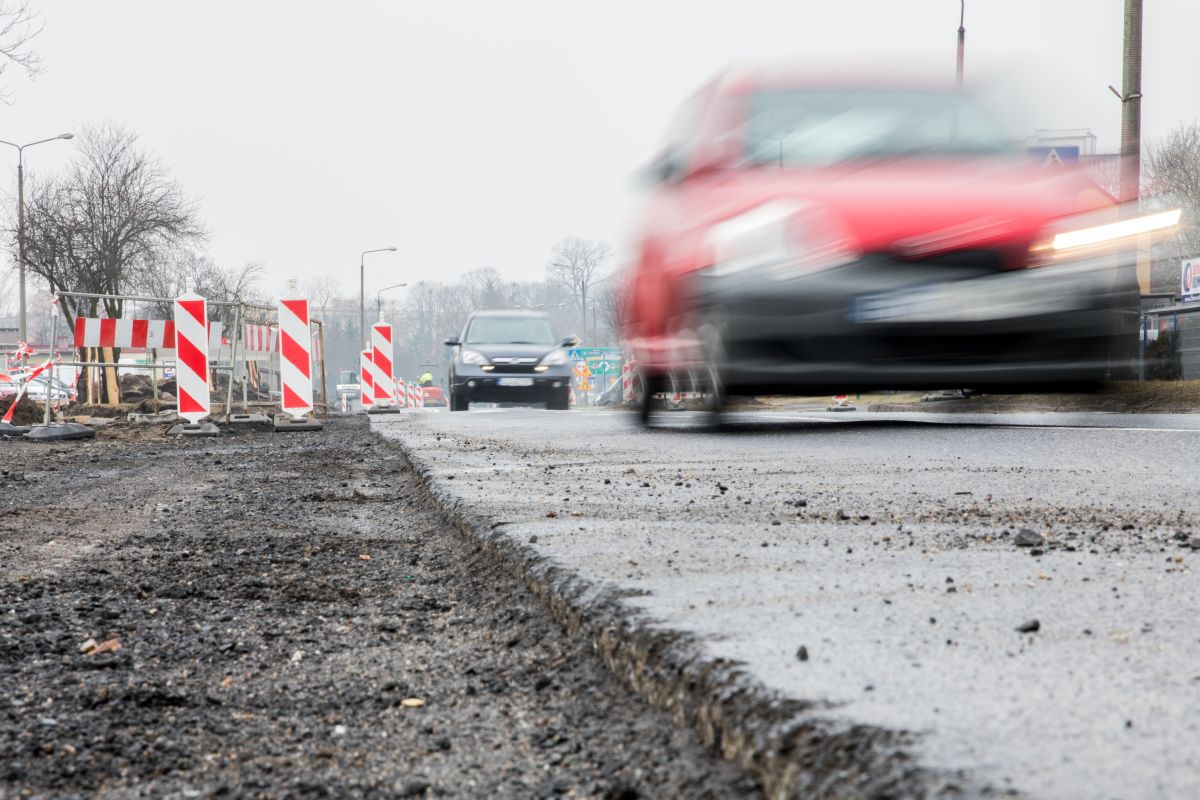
[459, 348, 489, 365]
[538, 349, 569, 366]
[701, 200, 858, 279]
[1028, 206, 1181, 267]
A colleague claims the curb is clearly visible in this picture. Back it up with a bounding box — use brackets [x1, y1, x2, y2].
[378, 423, 993, 799]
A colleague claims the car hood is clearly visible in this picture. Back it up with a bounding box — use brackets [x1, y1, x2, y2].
[664, 158, 1117, 263]
[460, 343, 561, 362]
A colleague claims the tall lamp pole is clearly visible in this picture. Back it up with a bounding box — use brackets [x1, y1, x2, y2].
[956, 1, 966, 88]
[359, 246, 397, 348]
[0, 132, 74, 358]
[375, 282, 408, 321]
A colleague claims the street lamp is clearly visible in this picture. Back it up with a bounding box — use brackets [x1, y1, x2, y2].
[359, 246, 397, 348]
[956, 0, 966, 88]
[0, 132, 74, 358]
[375, 282, 408, 320]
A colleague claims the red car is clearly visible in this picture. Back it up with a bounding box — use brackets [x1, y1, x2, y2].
[622, 70, 1179, 423]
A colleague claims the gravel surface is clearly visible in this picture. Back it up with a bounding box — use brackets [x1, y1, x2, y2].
[0, 417, 758, 799]
[376, 407, 1200, 800]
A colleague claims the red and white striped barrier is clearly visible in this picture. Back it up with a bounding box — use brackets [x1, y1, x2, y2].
[370, 323, 395, 408]
[1, 358, 52, 424]
[173, 292, 210, 424]
[395, 378, 407, 408]
[406, 383, 417, 408]
[242, 323, 277, 357]
[74, 317, 223, 355]
[621, 358, 636, 403]
[277, 299, 314, 418]
[415, 384, 425, 409]
[360, 349, 375, 410]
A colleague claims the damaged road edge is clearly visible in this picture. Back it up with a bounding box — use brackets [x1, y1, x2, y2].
[377, 426, 994, 800]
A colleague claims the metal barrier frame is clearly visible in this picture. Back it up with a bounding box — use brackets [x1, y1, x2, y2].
[44, 291, 327, 426]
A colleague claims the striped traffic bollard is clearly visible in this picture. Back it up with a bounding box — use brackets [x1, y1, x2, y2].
[173, 292, 210, 425]
[416, 384, 425, 409]
[277, 299, 314, 418]
[407, 383, 416, 408]
[395, 378, 407, 409]
[242, 322, 277, 356]
[370, 323, 396, 408]
[360, 349, 375, 411]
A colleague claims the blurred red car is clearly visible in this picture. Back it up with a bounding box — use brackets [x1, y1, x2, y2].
[623, 69, 1179, 422]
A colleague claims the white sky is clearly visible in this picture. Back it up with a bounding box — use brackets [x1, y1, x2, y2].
[2, 0, 1198, 300]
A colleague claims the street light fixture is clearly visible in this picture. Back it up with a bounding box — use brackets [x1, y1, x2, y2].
[956, 0, 966, 88]
[375, 282, 408, 320]
[359, 246, 398, 348]
[0, 132, 74, 359]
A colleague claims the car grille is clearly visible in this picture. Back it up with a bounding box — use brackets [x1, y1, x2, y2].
[489, 356, 540, 374]
[900, 247, 1023, 273]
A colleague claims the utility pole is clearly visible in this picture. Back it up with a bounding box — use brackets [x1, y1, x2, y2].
[1118, 0, 1142, 207]
[956, 1, 966, 88]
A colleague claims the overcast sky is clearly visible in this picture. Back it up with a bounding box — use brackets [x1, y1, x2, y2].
[2, 0, 1198, 300]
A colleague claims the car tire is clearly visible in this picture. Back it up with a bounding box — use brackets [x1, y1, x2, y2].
[547, 393, 569, 411]
[450, 391, 468, 412]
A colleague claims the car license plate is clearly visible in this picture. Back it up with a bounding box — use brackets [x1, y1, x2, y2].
[851, 267, 1090, 324]
[498, 377, 533, 387]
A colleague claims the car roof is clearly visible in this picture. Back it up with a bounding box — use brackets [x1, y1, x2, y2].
[468, 309, 549, 319]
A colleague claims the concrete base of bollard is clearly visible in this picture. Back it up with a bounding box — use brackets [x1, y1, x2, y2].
[24, 422, 96, 442]
[228, 413, 272, 426]
[826, 404, 857, 412]
[167, 421, 221, 437]
[366, 405, 401, 415]
[128, 410, 179, 425]
[272, 414, 324, 432]
[0, 422, 33, 437]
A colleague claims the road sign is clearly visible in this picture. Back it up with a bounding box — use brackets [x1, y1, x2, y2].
[570, 347, 623, 376]
[1028, 146, 1079, 167]
[573, 360, 592, 378]
[1183, 259, 1200, 304]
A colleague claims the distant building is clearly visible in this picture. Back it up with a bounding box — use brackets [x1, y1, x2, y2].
[0, 316, 17, 349]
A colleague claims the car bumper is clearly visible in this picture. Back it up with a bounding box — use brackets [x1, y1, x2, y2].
[689, 254, 1130, 393]
[452, 367, 572, 403]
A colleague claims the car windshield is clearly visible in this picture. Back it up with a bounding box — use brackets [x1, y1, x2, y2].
[464, 316, 557, 345]
[743, 88, 1011, 167]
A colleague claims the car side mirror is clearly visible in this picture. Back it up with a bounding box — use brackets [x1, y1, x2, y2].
[561, 335, 580, 348]
[443, 336, 460, 347]
[642, 150, 682, 185]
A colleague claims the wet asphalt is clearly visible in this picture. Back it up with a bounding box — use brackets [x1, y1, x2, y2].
[374, 406, 1200, 800]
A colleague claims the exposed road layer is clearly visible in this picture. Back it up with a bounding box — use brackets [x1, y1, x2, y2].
[0, 417, 756, 798]
[375, 407, 1200, 799]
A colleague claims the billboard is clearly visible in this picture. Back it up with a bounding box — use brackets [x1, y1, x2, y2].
[1184, 259, 1200, 304]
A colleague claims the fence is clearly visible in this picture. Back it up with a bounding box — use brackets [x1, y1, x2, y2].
[22, 290, 329, 427]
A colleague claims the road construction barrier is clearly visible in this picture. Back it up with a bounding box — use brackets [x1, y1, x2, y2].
[360, 349, 375, 410]
[277, 298, 314, 418]
[622, 358, 636, 403]
[370, 322, 396, 408]
[10, 290, 329, 429]
[174, 292, 211, 424]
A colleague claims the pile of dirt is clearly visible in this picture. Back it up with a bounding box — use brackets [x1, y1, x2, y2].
[1, 393, 45, 425]
[117, 373, 156, 402]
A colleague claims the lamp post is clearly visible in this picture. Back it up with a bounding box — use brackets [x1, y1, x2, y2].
[375, 282, 408, 321]
[0, 132, 74, 359]
[956, 1, 966, 88]
[359, 246, 397, 348]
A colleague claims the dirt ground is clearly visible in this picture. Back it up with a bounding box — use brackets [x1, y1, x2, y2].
[0, 417, 756, 799]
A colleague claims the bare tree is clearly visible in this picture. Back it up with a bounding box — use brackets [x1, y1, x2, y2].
[460, 266, 508, 309]
[548, 237, 612, 343]
[0, 1, 43, 102]
[306, 274, 342, 320]
[1145, 121, 1200, 291]
[20, 124, 205, 329]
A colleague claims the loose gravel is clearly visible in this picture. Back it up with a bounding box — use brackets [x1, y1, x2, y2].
[0, 417, 758, 799]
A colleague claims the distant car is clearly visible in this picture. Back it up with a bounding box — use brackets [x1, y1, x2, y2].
[421, 385, 447, 407]
[623, 68, 1180, 424]
[445, 310, 576, 411]
[595, 380, 623, 407]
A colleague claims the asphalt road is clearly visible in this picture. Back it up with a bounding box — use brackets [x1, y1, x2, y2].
[375, 406, 1200, 799]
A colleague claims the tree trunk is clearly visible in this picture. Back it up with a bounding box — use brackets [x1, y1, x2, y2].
[102, 346, 120, 406]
